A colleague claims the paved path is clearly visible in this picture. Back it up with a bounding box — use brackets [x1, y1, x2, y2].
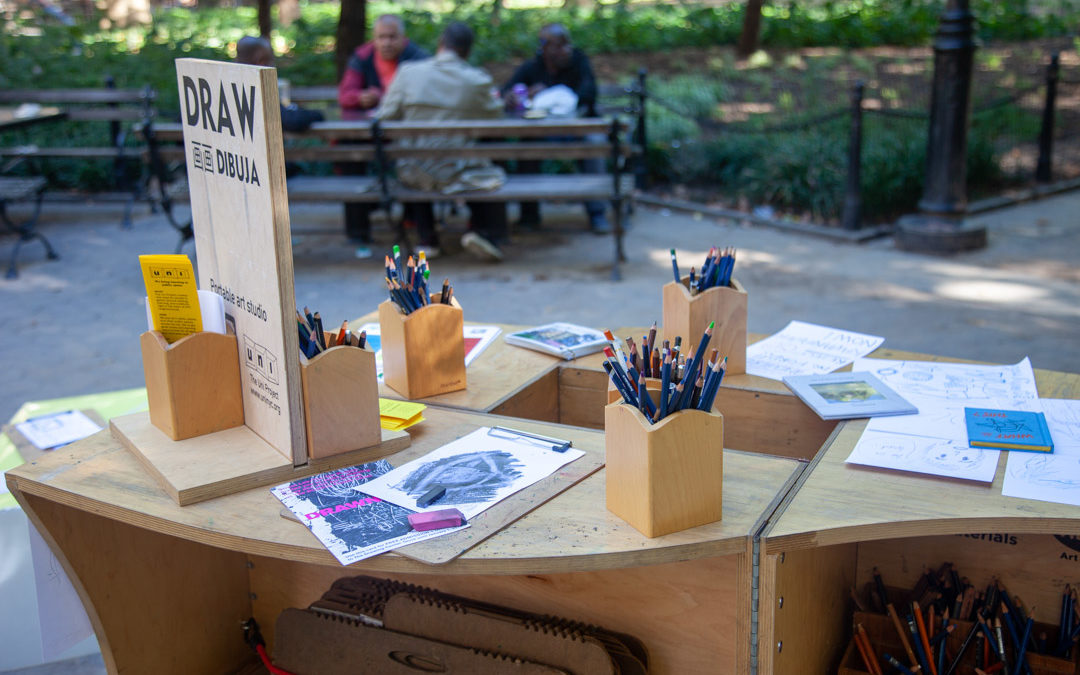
[1, 192, 1078, 424]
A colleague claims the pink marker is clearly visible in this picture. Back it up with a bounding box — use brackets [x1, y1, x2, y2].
[408, 508, 466, 532]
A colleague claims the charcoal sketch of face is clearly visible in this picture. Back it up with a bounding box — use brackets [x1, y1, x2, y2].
[393, 450, 524, 504]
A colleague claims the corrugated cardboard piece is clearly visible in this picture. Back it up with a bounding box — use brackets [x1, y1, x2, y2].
[273, 575, 649, 675]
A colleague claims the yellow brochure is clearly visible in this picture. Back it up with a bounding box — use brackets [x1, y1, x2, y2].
[139, 254, 202, 343]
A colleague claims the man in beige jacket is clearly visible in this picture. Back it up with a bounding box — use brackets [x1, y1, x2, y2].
[375, 21, 508, 261]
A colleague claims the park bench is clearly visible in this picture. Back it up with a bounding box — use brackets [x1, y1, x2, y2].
[142, 115, 637, 278]
[0, 79, 157, 229]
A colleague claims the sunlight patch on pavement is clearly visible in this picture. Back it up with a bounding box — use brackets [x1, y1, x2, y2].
[934, 279, 1047, 304]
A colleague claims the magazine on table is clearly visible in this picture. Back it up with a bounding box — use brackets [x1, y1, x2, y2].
[783, 371, 918, 420]
[504, 322, 609, 360]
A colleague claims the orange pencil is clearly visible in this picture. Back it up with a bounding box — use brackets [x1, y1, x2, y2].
[886, 603, 921, 672]
[857, 623, 884, 675]
[913, 601, 937, 675]
[337, 320, 347, 347]
[853, 624, 880, 675]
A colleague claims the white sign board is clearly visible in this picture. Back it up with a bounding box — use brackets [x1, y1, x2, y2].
[175, 58, 306, 464]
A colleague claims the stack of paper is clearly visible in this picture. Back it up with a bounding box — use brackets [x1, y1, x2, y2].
[379, 399, 425, 431]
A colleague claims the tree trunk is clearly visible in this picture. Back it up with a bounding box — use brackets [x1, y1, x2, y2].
[256, 0, 271, 37]
[279, 0, 300, 27]
[736, 0, 764, 58]
[336, 0, 367, 81]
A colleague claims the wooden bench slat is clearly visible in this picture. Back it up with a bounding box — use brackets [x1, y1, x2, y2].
[0, 147, 144, 159]
[0, 177, 47, 200]
[66, 109, 150, 122]
[0, 89, 153, 105]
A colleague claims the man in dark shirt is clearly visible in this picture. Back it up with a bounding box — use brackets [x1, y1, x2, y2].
[502, 24, 611, 234]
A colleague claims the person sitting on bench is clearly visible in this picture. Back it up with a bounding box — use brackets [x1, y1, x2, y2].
[501, 23, 612, 235]
[374, 21, 508, 262]
[236, 37, 324, 133]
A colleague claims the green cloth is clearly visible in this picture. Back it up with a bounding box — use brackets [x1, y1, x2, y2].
[1, 388, 148, 510]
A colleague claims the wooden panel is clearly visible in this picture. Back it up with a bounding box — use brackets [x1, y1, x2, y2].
[248, 554, 744, 675]
[8, 409, 800, 574]
[758, 544, 858, 675]
[558, 366, 609, 429]
[712, 385, 836, 460]
[490, 367, 559, 422]
[0, 88, 151, 104]
[110, 412, 409, 505]
[176, 59, 306, 464]
[18, 492, 252, 675]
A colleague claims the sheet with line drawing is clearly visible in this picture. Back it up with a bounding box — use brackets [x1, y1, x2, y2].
[1003, 399, 1080, 505]
[844, 357, 1042, 482]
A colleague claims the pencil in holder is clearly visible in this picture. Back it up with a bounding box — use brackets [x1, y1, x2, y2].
[378, 295, 466, 400]
[300, 333, 381, 459]
[605, 402, 724, 538]
[662, 276, 747, 375]
[140, 330, 245, 441]
[606, 377, 720, 412]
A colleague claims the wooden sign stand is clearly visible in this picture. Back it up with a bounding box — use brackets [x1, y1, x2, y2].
[140, 330, 244, 440]
[379, 297, 466, 400]
[662, 277, 747, 375]
[604, 402, 724, 538]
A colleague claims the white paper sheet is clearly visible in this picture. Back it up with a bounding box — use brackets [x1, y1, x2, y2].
[357, 323, 500, 382]
[745, 320, 885, 381]
[271, 460, 467, 566]
[14, 411, 102, 450]
[845, 357, 1042, 482]
[28, 523, 93, 660]
[1003, 399, 1080, 505]
[357, 427, 585, 520]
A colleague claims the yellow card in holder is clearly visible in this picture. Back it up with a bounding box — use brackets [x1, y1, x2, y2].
[139, 254, 202, 343]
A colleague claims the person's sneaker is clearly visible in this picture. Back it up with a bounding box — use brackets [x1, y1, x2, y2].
[589, 214, 613, 235]
[415, 244, 441, 260]
[354, 245, 373, 259]
[461, 232, 504, 262]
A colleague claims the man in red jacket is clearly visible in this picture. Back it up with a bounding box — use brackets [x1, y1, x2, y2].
[337, 15, 429, 256]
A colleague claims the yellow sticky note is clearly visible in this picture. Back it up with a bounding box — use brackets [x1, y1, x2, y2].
[379, 398, 426, 421]
[381, 414, 424, 431]
[140, 254, 202, 343]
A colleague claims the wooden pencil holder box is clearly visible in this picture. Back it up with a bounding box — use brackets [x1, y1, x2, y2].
[140, 330, 245, 441]
[300, 333, 381, 460]
[839, 611, 1077, 675]
[604, 401, 724, 538]
[661, 276, 747, 375]
[378, 296, 466, 400]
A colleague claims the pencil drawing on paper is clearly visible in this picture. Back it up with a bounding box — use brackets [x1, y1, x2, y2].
[392, 450, 524, 504]
[1008, 456, 1080, 489]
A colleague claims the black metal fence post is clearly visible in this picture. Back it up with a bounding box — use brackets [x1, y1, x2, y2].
[1036, 52, 1060, 184]
[634, 68, 648, 190]
[841, 81, 864, 230]
[896, 0, 986, 252]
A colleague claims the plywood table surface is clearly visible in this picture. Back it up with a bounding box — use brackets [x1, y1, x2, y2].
[8, 406, 801, 575]
[762, 366, 1080, 553]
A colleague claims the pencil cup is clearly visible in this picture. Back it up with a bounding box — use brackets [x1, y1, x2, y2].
[604, 402, 724, 538]
[378, 296, 466, 400]
[300, 334, 381, 459]
[661, 276, 747, 375]
[606, 377, 720, 412]
[140, 330, 245, 441]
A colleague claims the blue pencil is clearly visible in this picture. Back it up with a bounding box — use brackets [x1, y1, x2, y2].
[669, 248, 680, 284]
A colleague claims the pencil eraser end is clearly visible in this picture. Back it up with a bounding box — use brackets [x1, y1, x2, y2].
[408, 509, 465, 531]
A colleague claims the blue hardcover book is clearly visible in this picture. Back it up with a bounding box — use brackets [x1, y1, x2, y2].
[964, 407, 1054, 453]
